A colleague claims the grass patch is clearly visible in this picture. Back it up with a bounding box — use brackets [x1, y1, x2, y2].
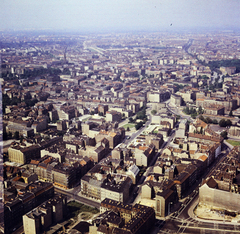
[82, 117, 91, 123]
[123, 124, 135, 129]
[67, 201, 99, 220]
[226, 140, 240, 146]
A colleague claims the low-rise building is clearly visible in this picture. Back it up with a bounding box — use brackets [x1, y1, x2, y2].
[106, 110, 122, 122]
[90, 198, 155, 234]
[170, 94, 182, 106]
[8, 143, 41, 164]
[135, 144, 155, 167]
[81, 163, 133, 203]
[23, 194, 67, 234]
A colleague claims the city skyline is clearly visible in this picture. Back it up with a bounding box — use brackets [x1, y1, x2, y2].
[2, 17, 240, 233]
[1, 0, 240, 33]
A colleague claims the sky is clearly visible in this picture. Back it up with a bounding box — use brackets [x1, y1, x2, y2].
[0, 0, 240, 32]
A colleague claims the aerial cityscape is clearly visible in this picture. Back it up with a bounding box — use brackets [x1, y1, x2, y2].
[1, 1, 240, 234]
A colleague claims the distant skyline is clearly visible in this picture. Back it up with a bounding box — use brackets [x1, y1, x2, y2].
[1, 0, 240, 33]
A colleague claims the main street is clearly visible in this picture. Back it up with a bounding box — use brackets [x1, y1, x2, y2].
[56, 103, 182, 207]
[54, 187, 101, 209]
[54, 101, 239, 234]
[165, 100, 193, 123]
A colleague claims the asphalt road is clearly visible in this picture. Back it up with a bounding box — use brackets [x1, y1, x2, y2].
[166, 100, 193, 123]
[160, 143, 239, 233]
[54, 187, 101, 209]
[124, 108, 152, 145]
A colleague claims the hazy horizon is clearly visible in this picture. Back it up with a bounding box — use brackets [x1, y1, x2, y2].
[1, 0, 240, 33]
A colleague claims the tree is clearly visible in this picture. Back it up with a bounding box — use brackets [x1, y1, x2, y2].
[126, 127, 130, 131]
[129, 117, 134, 123]
[219, 119, 227, 127]
[199, 115, 205, 122]
[20, 135, 24, 143]
[14, 131, 19, 140]
[176, 115, 181, 122]
[7, 132, 12, 139]
[198, 106, 204, 114]
[220, 131, 228, 139]
[136, 108, 147, 120]
[24, 98, 38, 107]
[151, 110, 157, 115]
[135, 121, 144, 130]
[184, 107, 190, 115]
[57, 131, 65, 136]
[226, 119, 232, 127]
[205, 117, 212, 124]
[99, 112, 104, 116]
[212, 119, 218, 124]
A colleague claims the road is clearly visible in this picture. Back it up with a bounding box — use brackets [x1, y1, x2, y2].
[130, 112, 177, 205]
[123, 107, 152, 145]
[54, 101, 238, 234]
[54, 187, 101, 209]
[160, 143, 239, 233]
[166, 100, 193, 123]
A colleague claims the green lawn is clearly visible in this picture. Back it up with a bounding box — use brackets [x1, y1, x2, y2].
[226, 140, 240, 146]
[122, 123, 135, 129]
[67, 201, 99, 220]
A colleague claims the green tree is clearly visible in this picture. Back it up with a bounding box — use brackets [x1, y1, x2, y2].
[135, 121, 144, 130]
[226, 119, 232, 126]
[14, 131, 19, 140]
[20, 135, 24, 143]
[151, 110, 157, 115]
[219, 119, 227, 127]
[212, 119, 218, 124]
[129, 117, 134, 123]
[220, 131, 228, 139]
[7, 132, 12, 139]
[198, 106, 204, 114]
[184, 107, 190, 115]
[136, 107, 147, 120]
[24, 98, 38, 107]
[57, 131, 65, 136]
[205, 117, 212, 124]
[199, 115, 205, 122]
